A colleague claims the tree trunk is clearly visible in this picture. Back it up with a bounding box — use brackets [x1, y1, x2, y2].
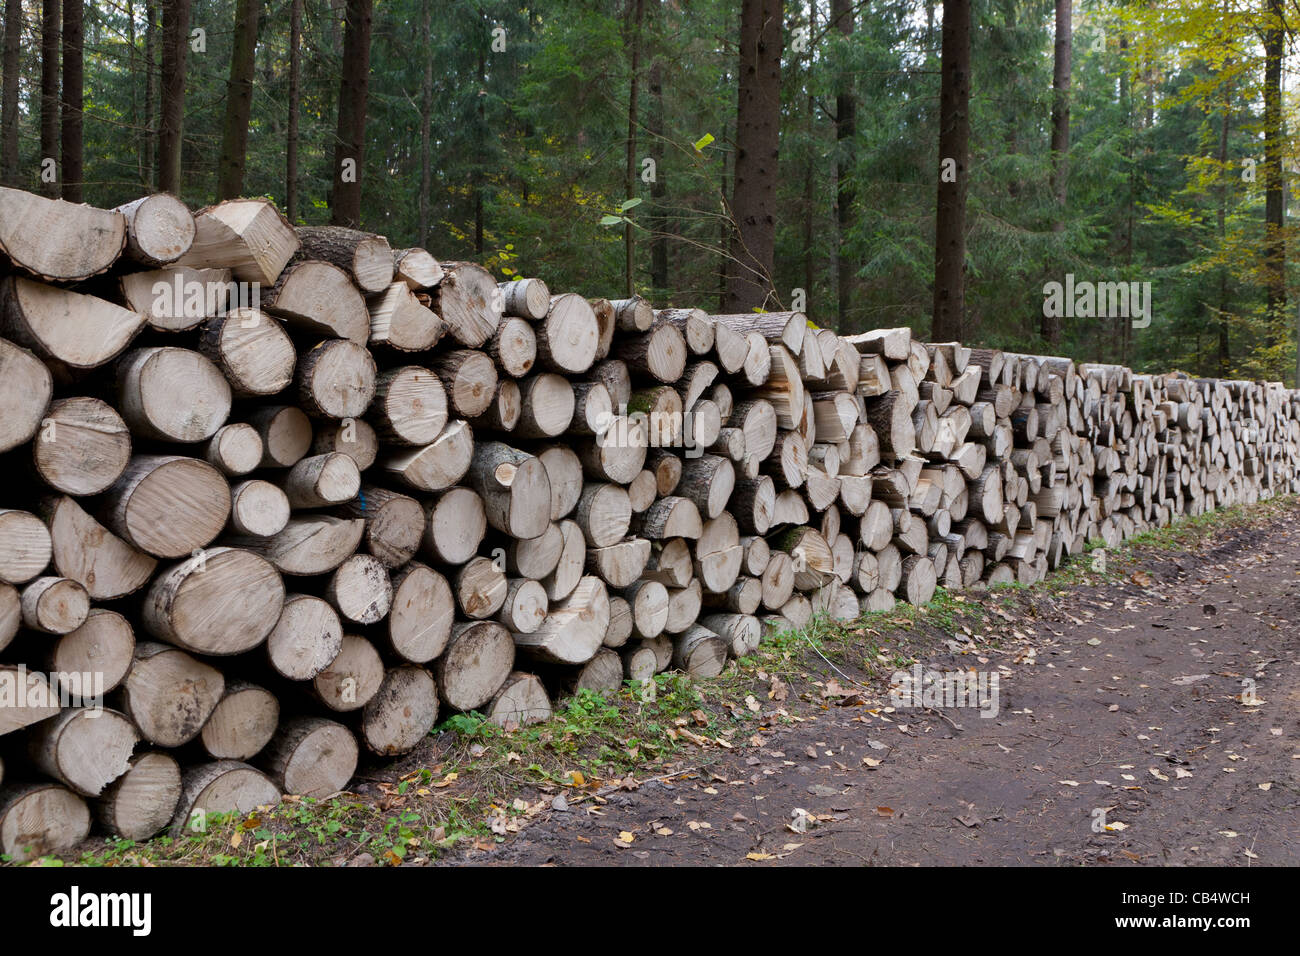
[1262, 0, 1288, 379]
[1043, 0, 1071, 346]
[647, 11, 668, 298]
[832, 0, 856, 331]
[330, 0, 372, 228]
[0, 0, 20, 184]
[724, 0, 783, 313]
[286, 0, 301, 220]
[156, 0, 189, 194]
[216, 0, 261, 200]
[39, 0, 58, 198]
[417, 0, 431, 244]
[931, 0, 970, 342]
[59, 0, 82, 202]
[143, 1, 156, 187]
[624, 0, 644, 297]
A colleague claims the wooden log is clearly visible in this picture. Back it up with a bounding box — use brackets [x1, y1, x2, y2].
[313, 634, 385, 712]
[453, 556, 508, 619]
[514, 373, 576, 439]
[576, 483, 633, 548]
[41, 496, 155, 600]
[499, 278, 551, 320]
[468, 379, 523, 433]
[641, 538, 693, 588]
[170, 761, 281, 835]
[177, 199, 299, 285]
[2, 277, 146, 369]
[294, 225, 394, 293]
[656, 307, 715, 355]
[144, 547, 284, 655]
[704, 576, 762, 615]
[693, 512, 742, 594]
[627, 469, 658, 512]
[431, 349, 498, 418]
[258, 717, 358, 799]
[0, 509, 52, 586]
[120, 642, 225, 747]
[622, 579, 670, 639]
[261, 260, 370, 343]
[326, 553, 393, 626]
[366, 282, 443, 352]
[672, 624, 727, 678]
[380, 419, 474, 492]
[621, 644, 659, 682]
[119, 265, 232, 332]
[393, 247, 444, 289]
[713, 311, 806, 355]
[731, 476, 776, 535]
[508, 521, 566, 582]
[515, 575, 610, 664]
[740, 535, 771, 575]
[386, 562, 455, 663]
[536, 293, 601, 374]
[26, 707, 136, 797]
[731, 399, 779, 463]
[204, 422, 264, 477]
[333, 485, 424, 567]
[437, 262, 503, 347]
[605, 595, 633, 647]
[677, 454, 736, 520]
[589, 358, 633, 409]
[496, 578, 549, 634]
[45, 608, 135, 695]
[436, 620, 515, 711]
[466, 442, 552, 540]
[0, 186, 127, 280]
[368, 366, 448, 445]
[613, 322, 686, 383]
[712, 320, 750, 375]
[250, 404, 314, 468]
[585, 537, 651, 588]
[488, 316, 538, 377]
[535, 446, 582, 524]
[93, 751, 182, 841]
[296, 338, 377, 420]
[360, 665, 439, 755]
[200, 682, 280, 760]
[701, 612, 761, 659]
[20, 576, 90, 635]
[0, 336, 52, 456]
[229, 515, 364, 576]
[421, 487, 487, 566]
[29, 397, 130, 496]
[486, 671, 553, 729]
[664, 579, 703, 634]
[632, 495, 703, 540]
[570, 381, 614, 435]
[282, 452, 361, 508]
[228, 480, 290, 537]
[567, 647, 624, 693]
[265, 593, 344, 680]
[0, 782, 91, 862]
[116, 346, 232, 444]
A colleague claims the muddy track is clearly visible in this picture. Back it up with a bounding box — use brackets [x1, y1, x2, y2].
[465, 517, 1300, 866]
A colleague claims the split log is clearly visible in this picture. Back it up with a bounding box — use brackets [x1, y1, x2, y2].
[454, 556, 508, 619]
[641, 538, 693, 588]
[677, 454, 736, 520]
[2, 277, 146, 368]
[119, 265, 231, 332]
[261, 260, 369, 343]
[334, 485, 424, 567]
[436, 262, 503, 347]
[713, 311, 805, 355]
[380, 419, 474, 492]
[0, 186, 127, 280]
[510, 521, 567, 582]
[466, 442, 552, 539]
[431, 349, 497, 419]
[393, 248, 443, 290]
[486, 672, 552, 729]
[366, 282, 442, 352]
[0, 337, 52, 454]
[515, 576, 610, 664]
[230, 515, 364, 577]
[605, 596, 633, 647]
[178, 199, 299, 285]
[585, 537, 651, 588]
[282, 452, 361, 508]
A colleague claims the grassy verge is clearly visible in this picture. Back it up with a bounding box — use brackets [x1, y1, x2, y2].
[26, 494, 1294, 867]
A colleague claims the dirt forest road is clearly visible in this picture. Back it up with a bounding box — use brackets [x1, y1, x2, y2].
[470, 516, 1300, 867]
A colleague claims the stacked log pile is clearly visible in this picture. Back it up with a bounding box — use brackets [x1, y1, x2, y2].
[0, 184, 1297, 860]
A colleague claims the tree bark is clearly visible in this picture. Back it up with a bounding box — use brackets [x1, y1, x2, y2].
[724, 0, 783, 313]
[286, 0, 302, 220]
[417, 0, 431, 245]
[330, 0, 372, 228]
[1043, 0, 1071, 346]
[39, 0, 58, 198]
[931, 0, 970, 342]
[216, 0, 261, 200]
[59, 0, 82, 202]
[832, 0, 856, 331]
[156, 0, 189, 194]
[0, 0, 20, 184]
[624, 0, 645, 297]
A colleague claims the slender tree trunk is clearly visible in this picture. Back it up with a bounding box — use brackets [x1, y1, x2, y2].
[931, 0, 971, 342]
[723, 0, 783, 313]
[216, 0, 261, 200]
[1043, 0, 1070, 346]
[1, 0, 21, 184]
[156, 0, 190, 195]
[59, 0, 81, 202]
[143, 1, 155, 188]
[1263, 0, 1286, 370]
[1217, 77, 1232, 377]
[417, 0, 431, 245]
[39, 0, 58, 198]
[474, 41, 484, 254]
[832, 0, 855, 331]
[286, 0, 301, 221]
[624, 0, 645, 298]
[330, 0, 372, 228]
[648, 53, 667, 297]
